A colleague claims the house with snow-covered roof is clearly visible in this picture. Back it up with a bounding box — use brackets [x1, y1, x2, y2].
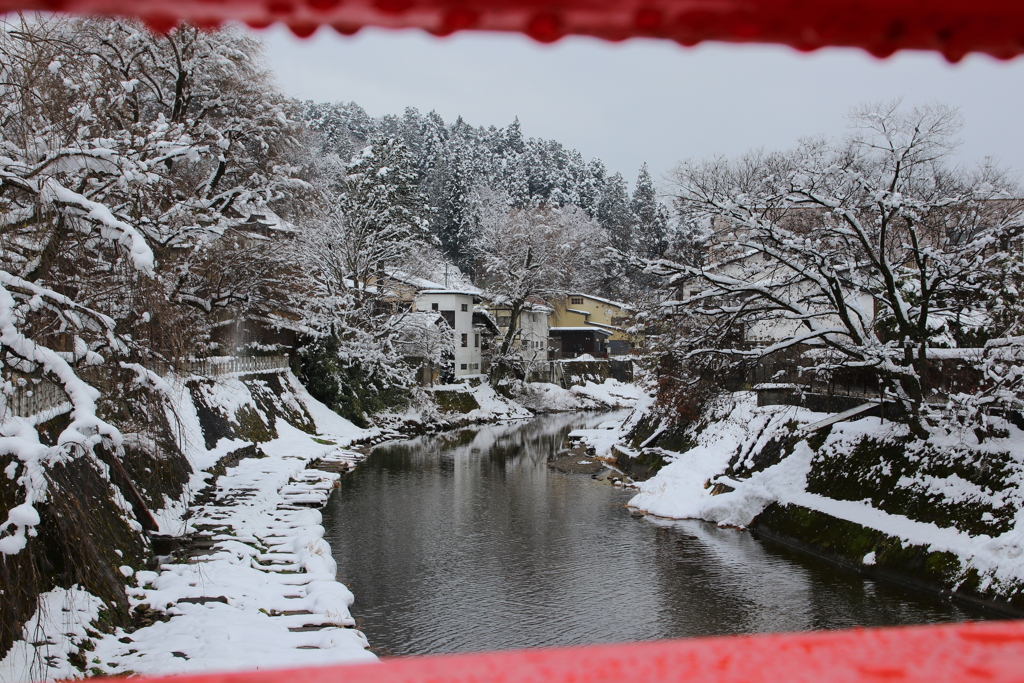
[384, 271, 497, 378]
[487, 299, 551, 364]
[548, 293, 634, 358]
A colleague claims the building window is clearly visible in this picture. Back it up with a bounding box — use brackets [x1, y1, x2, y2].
[570, 297, 584, 306]
[474, 334, 479, 348]
[431, 302, 439, 311]
[471, 363, 479, 370]
[461, 363, 467, 370]
[461, 303, 468, 312]
[461, 333, 468, 347]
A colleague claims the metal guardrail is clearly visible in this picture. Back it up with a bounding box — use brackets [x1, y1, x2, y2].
[1, 355, 290, 419]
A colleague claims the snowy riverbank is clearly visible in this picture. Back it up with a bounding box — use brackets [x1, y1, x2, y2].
[581, 392, 1024, 613]
[1, 373, 381, 681]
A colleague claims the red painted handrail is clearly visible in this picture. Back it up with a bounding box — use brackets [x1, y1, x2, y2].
[0, 0, 1022, 60]
[122, 620, 1024, 683]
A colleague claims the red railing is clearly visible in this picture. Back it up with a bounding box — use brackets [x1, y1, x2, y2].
[1, 0, 1023, 61]
[121, 620, 1024, 683]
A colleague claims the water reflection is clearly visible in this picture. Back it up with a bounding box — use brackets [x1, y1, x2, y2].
[322, 412, 987, 656]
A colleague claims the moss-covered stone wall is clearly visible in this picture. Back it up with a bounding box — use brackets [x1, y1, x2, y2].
[431, 389, 480, 414]
[0, 424, 148, 658]
[753, 503, 1023, 616]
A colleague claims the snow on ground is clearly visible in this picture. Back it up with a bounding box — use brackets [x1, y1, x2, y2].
[91, 436, 377, 676]
[617, 391, 1024, 595]
[512, 382, 598, 413]
[0, 587, 107, 682]
[3, 369, 651, 682]
[513, 379, 645, 415]
[1, 370, 380, 682]
[570, 379, 645, 409]
[628, 394, 804, 522]
[460, 380, 534, 421]
[563, 385, 653, 459]
[568, 421, 628, 460]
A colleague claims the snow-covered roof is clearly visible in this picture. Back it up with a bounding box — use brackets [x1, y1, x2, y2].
[387, 271, 446, 290]
[393, 310, 449, 329]
[585, 321, 625, 332]
[419, 289, 481, 297]
[487, 301, 553, 313]
[472, 310, 501, 335]
[568, 293, 633, 311]
[387, 269, 482, 295]
[549, 326, 613, 336]
[342, 278, 378, 293]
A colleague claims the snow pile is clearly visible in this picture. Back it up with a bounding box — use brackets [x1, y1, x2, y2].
[511, 379, 646, 414]
[568, 420, 630, 459]
[512, 382, 599, 413]
[570, 379, 645, 408]
[563, 389, 656, 459]
[628, 394, 803, 523]
[422, 380, 533, 424]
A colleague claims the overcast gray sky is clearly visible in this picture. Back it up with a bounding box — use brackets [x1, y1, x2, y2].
[262, 26, 1024, 189]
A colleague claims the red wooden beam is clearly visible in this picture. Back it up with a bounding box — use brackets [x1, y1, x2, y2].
[120, 620, 1024, 683]
[0, 0, 1022, 61]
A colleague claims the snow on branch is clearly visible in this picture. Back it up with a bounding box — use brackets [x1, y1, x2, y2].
[42, 179, 155, 274]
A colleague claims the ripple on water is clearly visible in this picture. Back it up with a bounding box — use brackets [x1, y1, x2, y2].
[322, 411, 989, 656]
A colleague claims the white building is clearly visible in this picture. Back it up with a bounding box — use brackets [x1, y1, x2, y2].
[490, 302, 551, 363]
[415, 290, 485, 377]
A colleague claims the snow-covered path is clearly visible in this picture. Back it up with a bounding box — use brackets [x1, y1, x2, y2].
[90, 441, 379, 676]
[1, 376, 383, 682]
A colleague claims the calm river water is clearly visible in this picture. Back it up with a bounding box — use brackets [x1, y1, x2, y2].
[322, 411, 987, 656]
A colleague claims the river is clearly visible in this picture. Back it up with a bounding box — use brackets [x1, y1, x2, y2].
[322, 411, 987, 656]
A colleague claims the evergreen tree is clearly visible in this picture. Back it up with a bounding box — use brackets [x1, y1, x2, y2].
[577, 159, 607, 218]
[339, 135, 431, 308]
[598, 172, 636, 253]
[631, 163, 669, 258]
[435, 152, 477, 276]
[500, 116, 526, 157]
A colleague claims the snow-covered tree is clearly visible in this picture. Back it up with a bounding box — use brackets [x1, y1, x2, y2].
[632, 163, 670, 259]
[0, 14, 314, 556]
[598, 172, 636, 254]
[473, 192, 607, 382]
[392, 312, 455, 385]
[658, 101, 1024, 435]
[434, 153, 477, 275]
[292, 135, 432, 424]
[1, 16, 306, 360]
[331, 135, 431, 308]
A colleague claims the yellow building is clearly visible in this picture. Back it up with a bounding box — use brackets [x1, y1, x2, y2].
[548, 293, 633, 358]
